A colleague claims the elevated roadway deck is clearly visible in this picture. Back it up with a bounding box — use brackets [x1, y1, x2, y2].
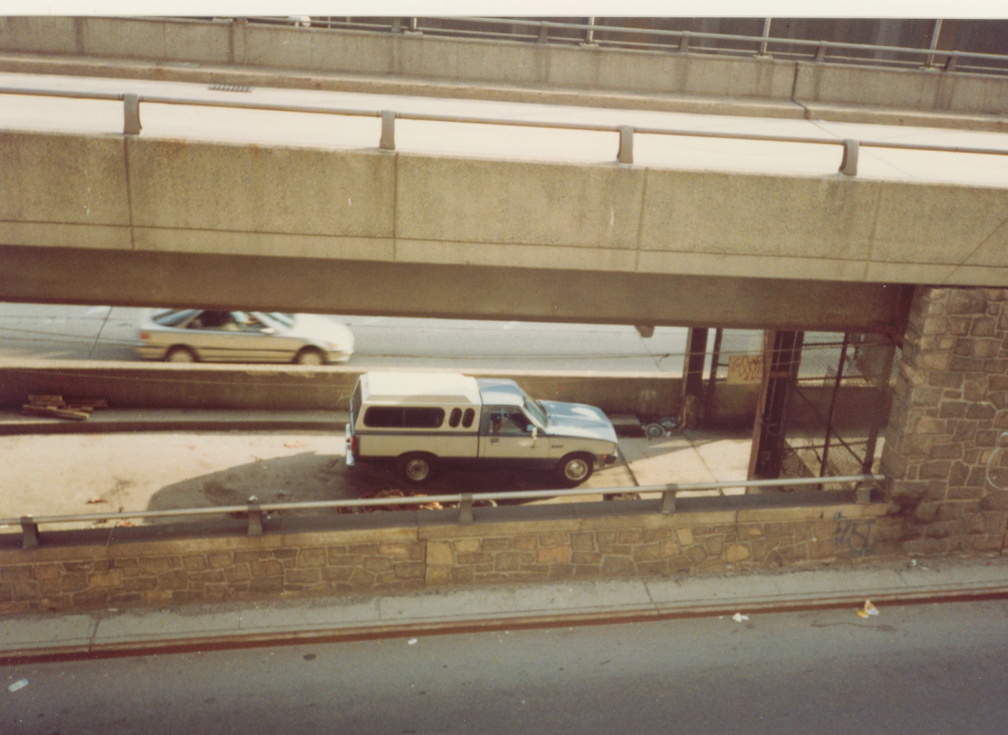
[1, 67, 1006, 331]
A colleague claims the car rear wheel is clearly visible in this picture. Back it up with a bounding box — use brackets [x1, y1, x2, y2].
[295, 348, 324, 366]
[556, 453, 594, 487]
[165, 346, 197, 363]
[399, 453, 436, 484]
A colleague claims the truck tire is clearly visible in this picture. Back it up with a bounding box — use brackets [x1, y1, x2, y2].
[556, 453, 594, 487]
[399, 453, 436, 484]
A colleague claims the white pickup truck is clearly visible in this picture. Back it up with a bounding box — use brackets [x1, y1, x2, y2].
[345, 372, 619, 486]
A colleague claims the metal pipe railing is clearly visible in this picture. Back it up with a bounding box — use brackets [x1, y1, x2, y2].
[1, 473, 885, 550]
[3, 86, 1007, 177]
[222, 16, 1008, 74]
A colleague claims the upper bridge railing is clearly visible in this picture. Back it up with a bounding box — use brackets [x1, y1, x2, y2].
[4, 85, 1008, 178]
[226, 16, 1008, 77]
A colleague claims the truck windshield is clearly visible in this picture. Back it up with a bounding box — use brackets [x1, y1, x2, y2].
[522, 394, 549, 428]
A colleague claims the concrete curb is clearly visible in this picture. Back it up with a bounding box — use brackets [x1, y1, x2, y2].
[4, 560, 1007, 664]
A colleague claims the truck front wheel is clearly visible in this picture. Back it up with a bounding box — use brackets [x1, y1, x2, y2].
[556, 453, 594, 487]
[399, 453, 436, 484]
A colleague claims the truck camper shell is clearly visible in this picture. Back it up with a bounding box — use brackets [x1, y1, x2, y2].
[358, 371, 481, 407]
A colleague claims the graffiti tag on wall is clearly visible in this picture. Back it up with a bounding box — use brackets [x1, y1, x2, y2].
[834, 514, 875, 555]
[727, 354, 763, 384]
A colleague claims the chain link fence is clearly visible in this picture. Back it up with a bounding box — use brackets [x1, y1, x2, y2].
[780, 333, 899, 486]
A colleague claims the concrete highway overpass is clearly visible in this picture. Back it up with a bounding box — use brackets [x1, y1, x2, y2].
[0, 16, 1007, 333]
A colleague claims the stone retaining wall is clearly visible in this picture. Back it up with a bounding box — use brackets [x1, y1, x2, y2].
[882, 286, 1008, 553]
[0, 497, 897, 615]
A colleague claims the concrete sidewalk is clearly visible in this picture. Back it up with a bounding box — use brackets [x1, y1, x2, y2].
[4, 556, 1007, 664]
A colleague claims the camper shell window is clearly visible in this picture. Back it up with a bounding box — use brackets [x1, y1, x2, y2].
[363, 406, 446, 429]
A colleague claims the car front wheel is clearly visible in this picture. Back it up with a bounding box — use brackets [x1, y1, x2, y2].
[295, 348, 325, 366]
[556, 453, 594, 487]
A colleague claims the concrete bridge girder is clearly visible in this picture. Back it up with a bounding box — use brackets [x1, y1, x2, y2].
[1, 128, 1004, 330]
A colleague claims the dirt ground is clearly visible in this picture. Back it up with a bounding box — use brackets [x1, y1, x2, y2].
[1, 430, 651, 526]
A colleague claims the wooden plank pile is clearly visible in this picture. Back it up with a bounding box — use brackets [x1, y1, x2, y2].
[21, 395, 109, 421]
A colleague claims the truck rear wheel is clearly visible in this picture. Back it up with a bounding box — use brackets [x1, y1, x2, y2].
[556, 453, 594, 487]
[399, 453, 436, 484]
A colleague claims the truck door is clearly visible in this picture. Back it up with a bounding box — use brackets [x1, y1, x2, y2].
[479, 407, 551, 461]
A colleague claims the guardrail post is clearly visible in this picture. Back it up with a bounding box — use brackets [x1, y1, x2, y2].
[537, 23, 549, 43]
[617, 126, 634, 164]
[20, 516, 40, 550]
[458, 493, 474, 524]
[379, 110, 396, 151]
[855, 481, 873, 504]
[944, 54, 958, 72]
[677, 31, 690, 53]
[839, 139, 859, 176]
[582, 17, 596, 47]
[758, 18, 771, 57]
[123, 94, 141, 135]
[814, 42, 828, 63]
[660, 484, 677, 514]
[246, 496, 264, 536]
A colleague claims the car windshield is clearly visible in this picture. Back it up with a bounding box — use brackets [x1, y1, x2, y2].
[152, 309, 199, 327]
[262, 312, 296, 328]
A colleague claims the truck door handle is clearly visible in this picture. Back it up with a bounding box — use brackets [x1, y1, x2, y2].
[490, 438, 500, 443]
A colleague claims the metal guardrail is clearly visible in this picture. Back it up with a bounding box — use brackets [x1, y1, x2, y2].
[3, 86, 1008, 178]
[2, 473, 884, 550]
[231, 16, 1008, 77]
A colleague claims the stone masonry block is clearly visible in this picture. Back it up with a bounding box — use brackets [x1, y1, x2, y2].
[455, 538, 481, 553]
[537, 545, 570, 564]
[725, 544, 751, 563]
[481, 538, 513, 552]
[601, 556, 635, 575]
[297, 547, 327, 568]
[182, 555, 208, 573]
[495, 551, 535, 571]
[457, 552, 493, 565]
[33, 564, 62, 581]
[393, 562, 425, 580]
[513, 534, 537, 550]
[378, 543, 411, 557]
[423, 541, 451, 566]
[251, 559, 283, 577]
[537, 532, 568, 548]
[206, 552, 232, 569]
[617, 530, 644, 544]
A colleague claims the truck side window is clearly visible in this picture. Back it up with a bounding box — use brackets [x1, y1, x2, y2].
[492, 409, 529, 435]
[462, 408, 475, 428]
[449, 408, 462, 428]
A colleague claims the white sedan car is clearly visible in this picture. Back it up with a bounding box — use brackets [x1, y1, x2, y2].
[135, 309, 354, 365]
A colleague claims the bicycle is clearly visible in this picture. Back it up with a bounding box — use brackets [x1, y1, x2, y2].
[644, 416, 678, 439]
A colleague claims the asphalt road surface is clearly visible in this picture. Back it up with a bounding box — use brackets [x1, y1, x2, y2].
[5, 599, 1008, 734]
[0, 302, 766, 372]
